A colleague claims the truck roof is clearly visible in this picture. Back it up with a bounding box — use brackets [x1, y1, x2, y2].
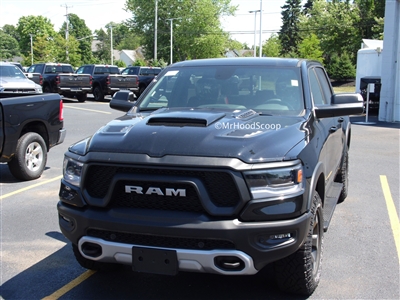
[170, 57, 313, 68]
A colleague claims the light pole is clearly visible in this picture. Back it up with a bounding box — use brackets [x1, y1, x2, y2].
[249, 10, 260, 57]
[154, 0, 158, 62]
[166, 18, 181, 65]
[29, 34, 34, 65]
[259, 0, 263, 58]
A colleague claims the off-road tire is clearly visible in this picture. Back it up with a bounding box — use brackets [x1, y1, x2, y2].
[72, 244, 121, 271]
[8, 132, 47, 181]
[93, 86, 105, 101]
[76, 93, 87, 102]
[274, 191, 324, 296]
[335, 147, 349, 203]
[43, 85, 52, 93]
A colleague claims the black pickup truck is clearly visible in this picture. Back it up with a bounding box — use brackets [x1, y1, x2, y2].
[76, 64, 139, 101]
[0, 92, 66, 180]
[57, 58, 363, 296]
[26, 63, 92, 102]
[120, 66, 162, 97]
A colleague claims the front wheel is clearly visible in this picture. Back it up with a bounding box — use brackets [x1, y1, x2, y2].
[335, 147, 349, 203]
[274, 191, 324, 296]
[8, 132, 47, 181]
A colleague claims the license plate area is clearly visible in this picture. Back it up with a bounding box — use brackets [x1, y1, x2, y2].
[132, 246, 178, 275]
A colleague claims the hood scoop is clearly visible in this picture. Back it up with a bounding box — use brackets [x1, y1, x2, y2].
[147, 111, 226, 127]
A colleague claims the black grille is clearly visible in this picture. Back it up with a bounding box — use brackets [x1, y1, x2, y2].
[111, 180, 204, 212]
[87, 229, 236, 250]
[84, 165, 241, 210]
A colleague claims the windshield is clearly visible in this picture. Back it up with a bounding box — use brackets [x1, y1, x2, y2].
[0, 65, 27, 78]
[138, 65, 304, 115]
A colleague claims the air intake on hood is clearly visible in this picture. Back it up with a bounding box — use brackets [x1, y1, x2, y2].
[147, 117, 208, 127]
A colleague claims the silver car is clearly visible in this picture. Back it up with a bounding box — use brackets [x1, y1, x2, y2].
[0, 62, 43, 94]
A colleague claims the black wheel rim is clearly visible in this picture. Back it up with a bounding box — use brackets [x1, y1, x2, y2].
[311, 210, 322, 277]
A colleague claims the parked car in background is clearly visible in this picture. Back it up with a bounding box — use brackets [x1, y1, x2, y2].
[0, 62, 43, 95]
[76, 64, 139, 101]
[120, 66, 162, 97]
[26, 63, 92, 102]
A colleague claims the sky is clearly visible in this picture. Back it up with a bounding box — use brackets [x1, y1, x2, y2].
[0, 0, 288, 47]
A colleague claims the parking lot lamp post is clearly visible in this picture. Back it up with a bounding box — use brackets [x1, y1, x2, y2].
[166, 18, 181, 65]
[29, 34, 34, 65]
[249, 10, 260, 57]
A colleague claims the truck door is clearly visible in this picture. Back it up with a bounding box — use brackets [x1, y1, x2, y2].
[309, 67, 344, 185]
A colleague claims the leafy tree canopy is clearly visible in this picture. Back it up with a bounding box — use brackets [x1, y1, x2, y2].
[125, 0, 236, 63]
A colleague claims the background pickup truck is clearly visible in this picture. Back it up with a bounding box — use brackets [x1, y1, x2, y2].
[76, 64, 139, 101]
[57, 57, 363, 296]
[120, 66, 162, 97]
[0, 93, 65, 180]
[26, 63, 92, 102]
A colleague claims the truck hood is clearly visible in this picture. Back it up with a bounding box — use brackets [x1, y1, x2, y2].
[0, 77, 41, 89]
[80, 108, 309, 163]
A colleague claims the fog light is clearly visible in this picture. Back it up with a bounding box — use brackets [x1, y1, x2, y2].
[271, 233, 292, 240]
[257, 232, 295, 248]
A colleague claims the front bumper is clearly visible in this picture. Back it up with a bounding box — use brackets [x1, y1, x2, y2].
[57, 199, 311, 273]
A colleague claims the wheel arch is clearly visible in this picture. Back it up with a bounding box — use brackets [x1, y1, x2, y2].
[20, 121, 49, 152]
[307, 162, 325, 210]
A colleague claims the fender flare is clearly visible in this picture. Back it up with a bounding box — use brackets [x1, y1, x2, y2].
[307, 161, 325, 210]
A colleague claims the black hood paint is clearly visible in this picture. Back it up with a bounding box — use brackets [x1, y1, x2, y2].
[80, 108, 309, 163]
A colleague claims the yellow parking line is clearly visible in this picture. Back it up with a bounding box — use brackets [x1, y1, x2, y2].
[64, 105, 111, 114]
[42, 270, 96, 300]
[0, 175, 62, 201]
[380, 175, 400, 264]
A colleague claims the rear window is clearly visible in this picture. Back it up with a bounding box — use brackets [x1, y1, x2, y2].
[94, 67, 120, 74]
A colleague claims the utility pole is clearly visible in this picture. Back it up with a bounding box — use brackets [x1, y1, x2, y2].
[166, 18, 181, 65]
[259, 0, 263, 58]
[29, 34, 34, 65]
[154, 0, 158, 62]
[249, 10, 260, 57]
[61, 3, 73, 62]
[110, 25, 113, 65]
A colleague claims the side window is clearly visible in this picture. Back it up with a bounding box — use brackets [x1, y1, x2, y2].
[309, 68, 326, 105]
[27, 65, 35, 73]
[76, 67, 84, 74]
[35, 64, 44, 73]
[315, 67, 332, 104]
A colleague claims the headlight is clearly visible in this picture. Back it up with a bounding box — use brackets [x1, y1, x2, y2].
[244, 163, 303, 199]
[63, 156, 83, 187]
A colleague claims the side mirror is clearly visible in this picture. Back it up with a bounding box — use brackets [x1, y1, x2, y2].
[315, 93, 364, 118]
[109, 90, 136, 112]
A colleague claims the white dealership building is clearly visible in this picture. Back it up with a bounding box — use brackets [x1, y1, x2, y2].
[380, 0, 400, 122]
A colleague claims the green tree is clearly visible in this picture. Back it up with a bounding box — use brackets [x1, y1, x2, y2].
[59, 13, 95, 64]
[125, 0, 236, 63]
[114, 23, 143, 51]
[0, 30, 20, 60]
[354, 0, 384, 40]
[299, 0, 361, 64]
[325, 51, 356, 80]
[93, 28, 110, 64]
[262, 34, 281, 57]
[16, 16, 58, 56]
[279, 0, 302, 56]
[297, 33, 323, 63]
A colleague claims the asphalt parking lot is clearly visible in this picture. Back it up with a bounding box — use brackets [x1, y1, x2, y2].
[1, 100, 399, 299]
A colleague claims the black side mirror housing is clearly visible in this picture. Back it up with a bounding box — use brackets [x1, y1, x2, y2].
[315, 93, 364, 118]
[109, 90, 136, 112]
